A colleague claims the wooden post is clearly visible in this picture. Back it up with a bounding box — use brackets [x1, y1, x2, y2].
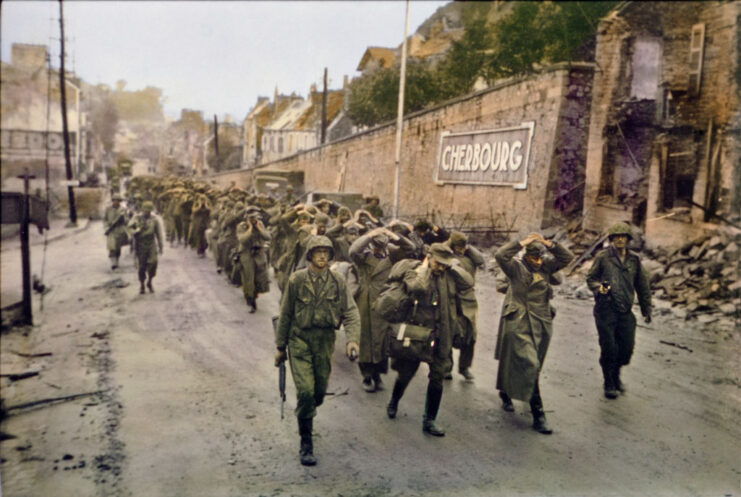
[59, 0, 77, 225]
[213, 114, 219, 171]
[321, 68, 328, 144]
[18, 171, 37, 325]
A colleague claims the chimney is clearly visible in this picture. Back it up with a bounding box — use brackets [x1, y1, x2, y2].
[310, 83, 317, 95]
[273, 86, 279, 117]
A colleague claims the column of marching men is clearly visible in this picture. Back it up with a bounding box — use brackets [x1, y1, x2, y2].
[103, 176, 652, 467]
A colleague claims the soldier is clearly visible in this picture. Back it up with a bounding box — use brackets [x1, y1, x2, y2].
[361, 195, 384, 220]
[188, 188, 212, 258]
[237, 207, 271, 313]
[494, 233, 573, 434]
[446, 231, 485, 381]
[103, 194, 129, 270]
[349, 227, 405, 393]
[129, 201, 164, 294]
[586, 222, 652, 399]
[385, 243, 474, 437]
[274, 236, 361, 466]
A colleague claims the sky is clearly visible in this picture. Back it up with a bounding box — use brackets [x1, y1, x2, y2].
[1, 0, 450, 121]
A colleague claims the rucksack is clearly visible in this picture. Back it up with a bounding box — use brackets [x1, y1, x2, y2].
[372, 259, 420, 323]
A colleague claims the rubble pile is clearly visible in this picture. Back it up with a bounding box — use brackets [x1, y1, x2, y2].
[649, 233, 740, 320]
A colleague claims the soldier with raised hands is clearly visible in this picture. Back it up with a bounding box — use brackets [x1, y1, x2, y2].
[494, 232, 573, 434]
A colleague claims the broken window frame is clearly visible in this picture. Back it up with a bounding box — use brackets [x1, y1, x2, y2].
[688, 23, 705, 97]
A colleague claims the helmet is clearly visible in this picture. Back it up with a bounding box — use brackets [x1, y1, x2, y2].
[141, 201, 154, 212]
[448, 231, 467, 248]
[305, 235, 334, 261]
[607, 222, 633, 239]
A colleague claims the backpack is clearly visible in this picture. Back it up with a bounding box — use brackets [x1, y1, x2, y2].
[372, 259, 420, 323]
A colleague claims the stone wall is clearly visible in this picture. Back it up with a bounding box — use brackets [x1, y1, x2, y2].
[210, 63, 594, 235]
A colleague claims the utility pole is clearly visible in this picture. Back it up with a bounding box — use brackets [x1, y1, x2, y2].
[392, 0, 410, 219]
[59, 0, 77, 226]
[321, 68, 328, 144]
[213, 114, 219, 171]
[18, 171, 37, 325]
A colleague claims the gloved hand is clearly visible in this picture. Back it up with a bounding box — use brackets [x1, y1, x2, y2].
[274, 348, 287, 366]
[346, 341, 359, 361]
[644, 314, 652, 324]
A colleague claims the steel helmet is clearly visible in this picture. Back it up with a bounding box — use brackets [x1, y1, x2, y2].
[607, 222, 633, 239]
[305, 235, 335, 261]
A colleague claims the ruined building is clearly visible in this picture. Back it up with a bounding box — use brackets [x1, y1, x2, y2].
[583, 1, 741, 249]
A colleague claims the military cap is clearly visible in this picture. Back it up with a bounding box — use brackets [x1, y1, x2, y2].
[141, 201, 154, 212]
[315, 213, 331, 226]
[414, 219, 432, 231]
[428, 243, 455, 267]
[345, 223, 362, 235]
[448, 231, 467, 248]
[246, 206, 261, 218]
[371, 233, 389, 248]
[525, 242, 546, 257]
[111, 194, 123, 201]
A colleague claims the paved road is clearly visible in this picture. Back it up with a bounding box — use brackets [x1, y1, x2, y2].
[1, 220, 739, 496]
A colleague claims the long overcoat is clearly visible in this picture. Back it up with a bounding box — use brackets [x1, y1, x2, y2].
[349, 235, 395, 365]
[104, 205, 128, 252]
[237, 221, 271, 299]
[494, 240, 573, 401]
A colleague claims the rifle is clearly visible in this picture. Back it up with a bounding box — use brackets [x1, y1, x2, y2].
[272, 316, 286, 420]
[105, 211, 125, 236]
[279, 361, 286, 420]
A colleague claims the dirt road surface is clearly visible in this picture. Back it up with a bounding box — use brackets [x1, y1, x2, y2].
[1, 220, 739, 497]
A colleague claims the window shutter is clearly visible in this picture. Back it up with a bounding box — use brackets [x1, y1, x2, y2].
[688, 23, 705, 97]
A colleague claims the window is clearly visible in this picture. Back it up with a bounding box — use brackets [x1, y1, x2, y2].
[688, 23, 705, 97]
[630, 38, 661, 100]
[660, 143, 698, 211]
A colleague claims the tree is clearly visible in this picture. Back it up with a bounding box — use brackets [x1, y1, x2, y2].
[348, 61, 441, 127]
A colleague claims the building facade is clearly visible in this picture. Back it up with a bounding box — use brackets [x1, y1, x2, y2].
[582, 1, 741, 248]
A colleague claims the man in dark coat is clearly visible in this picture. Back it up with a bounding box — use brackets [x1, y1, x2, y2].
[586, 222, 652, 399]
[494, 232, 573, 434]
[385, 243, 474, 437]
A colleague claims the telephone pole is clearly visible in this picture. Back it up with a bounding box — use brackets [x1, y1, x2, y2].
[321, 68, 328, 144]
[59, 0, 77, 225]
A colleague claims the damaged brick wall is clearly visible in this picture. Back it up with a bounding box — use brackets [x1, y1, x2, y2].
[583, 1, 740, 249]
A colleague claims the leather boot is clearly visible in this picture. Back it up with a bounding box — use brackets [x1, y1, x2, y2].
[422, 383, 445, 437]
[531, 406, 553, 434]
[499, 390, 514, 412]
[386, 379, 406, 419]
[616, 366, 625, 393]
[147, 279, 154, 293]
[139, 282, 146, 294]
[110, 257, 118, 270]
[602, 365, 619, 399]
[298, 418, 317, 466]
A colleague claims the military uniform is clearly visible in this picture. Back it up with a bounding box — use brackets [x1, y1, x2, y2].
[129, 202, 164, 294]
[236, 211, 271, 312]
[386, 244, 474, 436]
[103, 197, 129, 269]
[586, 223, 652, 398]
[447, 232, 486, 379]
[275, 236, 360, 466]
[494, 238, 573, 433]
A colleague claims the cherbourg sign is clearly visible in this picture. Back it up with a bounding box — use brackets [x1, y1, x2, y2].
[434, 122, 534, 189]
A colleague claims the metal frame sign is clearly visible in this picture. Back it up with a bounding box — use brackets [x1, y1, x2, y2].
[434, 122, 535, 189]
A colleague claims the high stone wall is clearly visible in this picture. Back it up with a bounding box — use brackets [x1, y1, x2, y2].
[210, 63, 594, 235]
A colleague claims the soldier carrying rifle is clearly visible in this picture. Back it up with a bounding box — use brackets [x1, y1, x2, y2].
[103, 194, 129, 270]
